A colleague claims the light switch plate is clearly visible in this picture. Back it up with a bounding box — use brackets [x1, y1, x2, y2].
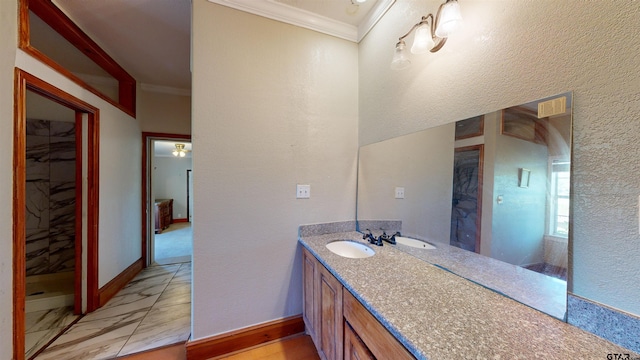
[297, 184, 310, 199]
[395, 187, 405, 199]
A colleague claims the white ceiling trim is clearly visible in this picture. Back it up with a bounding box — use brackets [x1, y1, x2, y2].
[141, 83, 192, 97]
[357, 0, 395, 41]
[206, 0, 395, 43]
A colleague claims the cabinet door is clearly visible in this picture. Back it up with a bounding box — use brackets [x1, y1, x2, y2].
[317, 263, 343, 360]
[302, 249, 317, 341]
[344, 322, 375, 360]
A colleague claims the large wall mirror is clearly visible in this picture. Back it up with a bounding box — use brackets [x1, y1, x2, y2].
[357, 92, 572, 320]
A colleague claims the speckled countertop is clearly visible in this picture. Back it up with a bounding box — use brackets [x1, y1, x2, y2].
[299, 230, 637, 359]
[394, 237, 567, 320]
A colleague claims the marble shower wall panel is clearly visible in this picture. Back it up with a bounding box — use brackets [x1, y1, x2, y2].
[25, 118, 76, 276]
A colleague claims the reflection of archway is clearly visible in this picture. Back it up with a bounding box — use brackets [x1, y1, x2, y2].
[13, 69, 100, 360]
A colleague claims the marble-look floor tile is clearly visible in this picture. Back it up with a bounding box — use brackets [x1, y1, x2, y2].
[117, 302, 191, 356]
[35, 318, 140, 360]
[32, 262, 192, 359]
[154, 282, 191, 307]
[26, 328, 60, 359]
[80, 293, 159, 324]
[26, 306, 76, 333]
[169, 264, 191, 284]
[123, 264, 181, 287]
[114, 268, 178, 298]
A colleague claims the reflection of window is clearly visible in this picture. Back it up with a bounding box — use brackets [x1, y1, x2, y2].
[549, 159, 570, 237]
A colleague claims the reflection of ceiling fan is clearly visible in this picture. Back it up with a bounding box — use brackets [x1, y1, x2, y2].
[172, 143, 190, 157]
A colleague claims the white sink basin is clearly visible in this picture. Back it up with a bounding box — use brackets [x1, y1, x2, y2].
[395, 237, 436, 249]
[326, 241, 375, 259]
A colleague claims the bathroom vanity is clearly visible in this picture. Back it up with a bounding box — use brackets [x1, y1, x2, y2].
[303, 247, 413, 360]
[299, 222, 637, 360]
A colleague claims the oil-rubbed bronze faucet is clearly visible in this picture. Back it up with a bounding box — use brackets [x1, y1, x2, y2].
[362, 229, 402, 246]
[362, 229, 382, 246]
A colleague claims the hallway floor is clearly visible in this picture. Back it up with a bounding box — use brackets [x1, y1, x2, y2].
[155, 222, 192, 265]
[33, 262, 191, 359]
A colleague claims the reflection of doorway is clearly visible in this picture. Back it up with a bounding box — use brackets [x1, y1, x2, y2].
[141, 133, 192, 267]
[450, 145, 484, 252]
[14, 70, 100, 360]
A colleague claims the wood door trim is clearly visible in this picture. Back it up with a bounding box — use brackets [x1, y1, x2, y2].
[20, 0, 136, 116]
[13, 69, 100, 360]
[74, 112, 83, 315]
[185, 315, 304, 360]
[454, 144, 484, 253]
[186, 169, 192, 222]
[141, 132, 191, 266]
[13, 68, 27, 360]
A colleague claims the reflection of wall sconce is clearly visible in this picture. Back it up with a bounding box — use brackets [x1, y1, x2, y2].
[519, 168, 531, 188]
[390, 0, 463, 70]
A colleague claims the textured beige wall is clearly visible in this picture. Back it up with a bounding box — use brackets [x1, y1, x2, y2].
[191, 0, 358, 338]
[359, 0, 640, 315]
[15, 51, 143, 288]
[138, 89, 191, 135]
[358, 123, 454, 243]
[0, 1, 17, 358]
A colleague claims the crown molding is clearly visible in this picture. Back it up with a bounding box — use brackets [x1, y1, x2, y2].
[357, 0, 395, 41]
[206, 0, 395, 43]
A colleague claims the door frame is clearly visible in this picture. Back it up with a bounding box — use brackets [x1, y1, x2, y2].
[187, 169, 193, 222]
[451, 144, 484, 253]
[13, 69, 100, 360]
[141, 132, 191, 266]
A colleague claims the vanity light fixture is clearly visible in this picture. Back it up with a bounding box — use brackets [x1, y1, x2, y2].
[172, 143, 188, 157]
[390, 0, 463, 70]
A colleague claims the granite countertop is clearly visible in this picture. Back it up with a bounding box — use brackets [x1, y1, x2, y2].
[299, 230, 637, 359]
[393, 237, 567, 320]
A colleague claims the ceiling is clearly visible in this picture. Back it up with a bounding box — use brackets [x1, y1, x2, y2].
[154, 140, 192, 158]
[51, 0, 394, 93]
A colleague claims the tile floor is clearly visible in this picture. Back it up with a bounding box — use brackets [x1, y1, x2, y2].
[26, 306, 79, 358]
[33, 262, 191, 359]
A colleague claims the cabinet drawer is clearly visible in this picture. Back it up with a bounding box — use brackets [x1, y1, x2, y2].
[343, 290, 414, 360]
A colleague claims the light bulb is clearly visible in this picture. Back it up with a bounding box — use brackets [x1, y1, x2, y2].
[411, 23, 434, 54]
[390, 41, 411, 70]
[179, 151, 186, 157]
[435, 0, 462, 38]
[172, 150, 179, 156]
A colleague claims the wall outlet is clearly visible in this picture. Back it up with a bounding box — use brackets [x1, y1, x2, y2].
[395, 187, 405, 199]
[297, 184, 310, 199]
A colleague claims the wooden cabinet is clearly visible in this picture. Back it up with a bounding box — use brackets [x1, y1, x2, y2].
[303, 249, 318, 341]
[317, 263, 343, 360]
[343, 290, 414, 360]
[302, 248, 414, 360]
[303, 248, 343, 360]
[154, 199, 173, 233]
[344, 322, 374, 360]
